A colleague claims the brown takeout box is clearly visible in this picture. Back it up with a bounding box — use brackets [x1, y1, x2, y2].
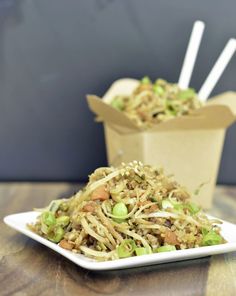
[87, 79, 236, 209]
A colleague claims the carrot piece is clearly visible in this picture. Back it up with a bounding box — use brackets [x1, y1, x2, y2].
[59, 239, 74, 250]
[91, 186, 109, 201]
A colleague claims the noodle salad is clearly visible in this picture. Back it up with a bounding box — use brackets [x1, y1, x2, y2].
[110, 77, 202, 128]
[28, 161, 225, 261]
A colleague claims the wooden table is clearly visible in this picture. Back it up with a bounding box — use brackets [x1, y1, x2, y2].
[0, 183, 236, 296]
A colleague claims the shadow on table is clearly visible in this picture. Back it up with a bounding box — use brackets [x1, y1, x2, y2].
[66, 255, 210, 295]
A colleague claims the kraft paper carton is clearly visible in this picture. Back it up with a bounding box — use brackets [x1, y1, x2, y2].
[87, 79, 236, 208]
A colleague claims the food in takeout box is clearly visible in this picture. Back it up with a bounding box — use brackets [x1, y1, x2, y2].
[28, 161, 226, 261]
[109, 77, 202, 129]
[87, 21, 236, 209]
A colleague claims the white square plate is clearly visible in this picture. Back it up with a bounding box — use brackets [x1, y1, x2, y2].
[4, 211, 236, 271]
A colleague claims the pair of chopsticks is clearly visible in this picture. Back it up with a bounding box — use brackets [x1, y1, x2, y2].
[178, 21, 236, 101]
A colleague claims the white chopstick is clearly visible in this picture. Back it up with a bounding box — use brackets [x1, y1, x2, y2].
[198, 38, 236, 101]
[178, 20, 205, 90]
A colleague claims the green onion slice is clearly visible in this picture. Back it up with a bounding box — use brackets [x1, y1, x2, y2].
[111, 97, 124, 111]
[56, 216, 70, 227]
[135, 247, 152, 256]
[117, 239, 136, 258]
[153, 85, 164, 96]
[141, 76, 151, 84]
[41, 211, 56, 226]
[154, 245, 176, 253]
[48, 226, 65, 243]
[178, 88, 196, 100]
[201, 230, 222, 246]
[186, 202, 200, 215]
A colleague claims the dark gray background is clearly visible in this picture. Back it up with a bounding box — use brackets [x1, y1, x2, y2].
[0, 0, 235, 183]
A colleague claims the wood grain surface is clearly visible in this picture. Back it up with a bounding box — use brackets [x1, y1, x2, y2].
[0, 183, 236, 296]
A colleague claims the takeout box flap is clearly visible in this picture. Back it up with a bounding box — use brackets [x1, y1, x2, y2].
[87, 78, 236, 133]
[87, 95, 140, 132]
[204, 91, 236, 116]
